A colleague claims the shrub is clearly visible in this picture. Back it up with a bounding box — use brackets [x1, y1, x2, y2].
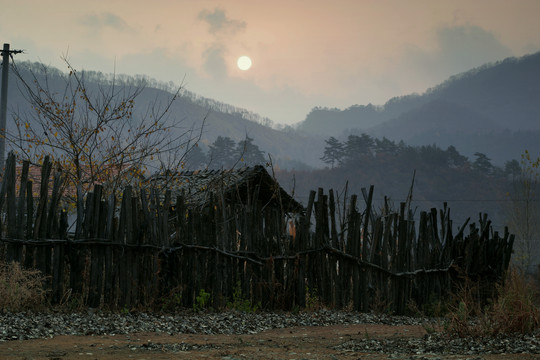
[445, 268, 540, 336]
[305, 285, 322, 311]
[226, 281, 260, 312]
[0, 261, 47, 312]
[160, 286, 184, 313]
[489, 268, 540, 334]
[194, 288, 211, 311]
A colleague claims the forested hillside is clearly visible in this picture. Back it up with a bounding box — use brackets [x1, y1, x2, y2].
[275, 133, 516, 230]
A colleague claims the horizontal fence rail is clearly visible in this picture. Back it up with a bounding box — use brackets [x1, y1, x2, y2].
[0, 153, 514, 313]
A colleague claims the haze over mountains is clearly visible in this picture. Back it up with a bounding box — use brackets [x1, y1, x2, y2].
[7, 61, 326, 170]
[297, 52, 540, 166]
[7, 51, 540, 169]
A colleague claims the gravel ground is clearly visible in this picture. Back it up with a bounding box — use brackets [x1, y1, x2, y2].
[0, 310, 424, 340]
[334, 332, 540, 356]
[0, 310, 538, 356]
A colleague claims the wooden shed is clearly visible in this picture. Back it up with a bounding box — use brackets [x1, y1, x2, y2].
[147, 165, 304, 214]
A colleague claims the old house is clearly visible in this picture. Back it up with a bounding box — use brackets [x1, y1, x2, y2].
[148, 165, 303, 213]
[147, 165, 304, 248]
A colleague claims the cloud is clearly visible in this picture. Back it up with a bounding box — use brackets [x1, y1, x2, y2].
[397, 24, 513, 94]
[435, 25, 513, 71]
[202, 43, 228, 80]
[115, 48, 192, 86]
[198, 8, 246, 35]
[81, 12, 130, 31]
[195, 8, 247, 81]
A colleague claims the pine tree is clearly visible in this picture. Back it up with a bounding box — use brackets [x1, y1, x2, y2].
[473, 152, 493, 174]
[208, 136, 237, 169]
[321, 136, 344, 168]
[184, 144, 207, 170]
[343, 133, 374, 164]
[236, 135, 266, 167]
[446, 145, 468, 168]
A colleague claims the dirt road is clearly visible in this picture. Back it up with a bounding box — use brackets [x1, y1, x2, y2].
[0, 323, 537, 360]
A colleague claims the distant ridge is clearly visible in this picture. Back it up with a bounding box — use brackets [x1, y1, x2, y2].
[297, 52, 540, 164]
[9, 51, 540, 169]
[7, 61, 324, 169]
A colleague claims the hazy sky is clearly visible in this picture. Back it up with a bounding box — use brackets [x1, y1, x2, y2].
[1, 0, 539, 125]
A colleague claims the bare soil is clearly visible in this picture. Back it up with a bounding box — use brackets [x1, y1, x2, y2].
[0, 323, 536, 360]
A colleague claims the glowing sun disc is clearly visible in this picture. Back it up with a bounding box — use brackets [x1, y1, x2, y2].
[237, 56, 252, 70]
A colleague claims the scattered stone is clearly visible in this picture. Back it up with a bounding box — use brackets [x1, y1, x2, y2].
[0, 310, 538, 355]
[333, 331, 540, 355]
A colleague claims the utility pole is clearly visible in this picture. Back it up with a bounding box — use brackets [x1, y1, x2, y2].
[0, 43, 23, 175]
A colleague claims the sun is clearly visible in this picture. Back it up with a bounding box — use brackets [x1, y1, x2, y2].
[237, 56, 252, 71]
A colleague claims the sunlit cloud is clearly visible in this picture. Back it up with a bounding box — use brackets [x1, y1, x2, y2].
[80, 12, 130, 31]
[202, 43, 228, 80]
[398, 25, 513, 92]
[198, 8, 246, 35]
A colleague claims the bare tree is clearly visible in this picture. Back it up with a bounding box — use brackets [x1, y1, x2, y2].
[5, 58, 204, 201]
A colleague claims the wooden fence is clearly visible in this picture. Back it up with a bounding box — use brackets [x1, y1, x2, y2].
[0, 153, 514, 313]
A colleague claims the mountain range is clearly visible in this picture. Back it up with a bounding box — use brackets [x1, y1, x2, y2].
[297, 51, 540, 165]
[5, 61, 324, 170]
[6, 51, 540, 169]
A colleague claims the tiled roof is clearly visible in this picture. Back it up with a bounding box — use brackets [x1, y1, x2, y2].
[147, 165, 304, 213]
[14, 164, 57, 197]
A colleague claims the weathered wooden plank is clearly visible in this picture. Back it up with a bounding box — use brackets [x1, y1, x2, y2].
[75, 185, 85, 239]
[345, 194, 362, 310]
[160, 190, 171, 247]
[78, 192, 93, 240]
[0, 152, 16, 221]
[360, 185, 374, 312]
[5, 154, 16, 228]
[90, 185, 103, 239]
[117, 186, 132, 244]
[139, 188, 151, 245]
[25, 181, 34, 239]
[16, 160, 30, 239]
[416, 212, 428, 269]
[87, 244, 104, 308]
[328, 189, 341, 308]
[4, 153, 20, 261]
[47, 171, 65, 238]
[23, 242, 35, 269]
[328, 190, 339, 248]
[396, 215, 412, 314]
[149, 188, 159, 245]
[102, 194, 116, 306]
[97, 200, 108, 240]
[106, 193, 116, 241]
[68, 242, 84, 297]
[33, 156, 52, 239]
[35, 243, 52, 292]
[52, 243, 65, 304]
[103, 242, 114, 306]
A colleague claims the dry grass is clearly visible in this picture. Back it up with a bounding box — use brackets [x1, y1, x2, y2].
[445, 268, 540, 337]
[0, 261, 48, 312]
[488, 268, 540, 334]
